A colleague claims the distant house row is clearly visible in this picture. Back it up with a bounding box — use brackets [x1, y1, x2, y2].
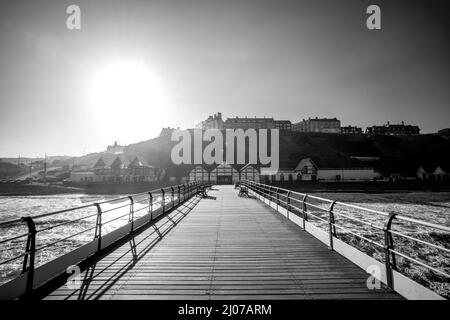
[70, 156, 159, 183]
[172, 158, 378, 184]
[195, 113, 293, 131]
[194, 112, 423, 136]
[68, 155, 449, 185]
[178, 160, 450, 184]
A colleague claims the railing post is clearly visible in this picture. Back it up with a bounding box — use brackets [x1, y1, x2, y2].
[182, 184, 186, 201]
[286, 191, 291, 220]
[94, 203, 102, 251]
[177, 185, 181, 205]
[276, 188, 280, 210]
[128, 196, 134, 233]
[302, 195, 308, 231]
[161, 189, 165, 213]
[171, 186, 175, 209]
[383, 213, 397, 290]
[148, 192, 153, 222]
[328, 201, 337, 250]
[21, 216, 36, 296]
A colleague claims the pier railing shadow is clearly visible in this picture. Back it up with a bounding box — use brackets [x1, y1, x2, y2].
[38, 195, 201, 300]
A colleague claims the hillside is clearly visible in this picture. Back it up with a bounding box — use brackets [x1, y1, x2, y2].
[280, 133, 450, 175]
[66, 132, 450, 177]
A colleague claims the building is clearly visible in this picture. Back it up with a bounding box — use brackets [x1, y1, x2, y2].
[366, 121, 420, 135]
[239, 163, 260, 182]
[341, 125, 363, 134]
[196, 113, 225, 130]
[224, 116, 275, 130]
[297, 158, 378, 181]
[416, 165, 449, 181]
[69, 171, 96, 183]
[261, 157, 379, 182]
[106, 141, 124, 154]
[196, 113, 292, 131]
[159, 127, 177, 137]
[185, 163, 260, 184]
[72, 164, 89, 171]
[260, 167, 301, 183]
[70, 156, 158, 183]
[274, 120, 292, 131]
[292, 117, 341, 133]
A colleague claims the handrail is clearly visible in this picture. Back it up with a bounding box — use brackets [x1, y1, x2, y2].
[0, 185, 186, 228]
[242, 180, 450, 293]
[0, 181, 203, 296]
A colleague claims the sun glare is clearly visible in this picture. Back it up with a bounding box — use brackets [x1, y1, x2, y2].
[90, 60, 170, 142]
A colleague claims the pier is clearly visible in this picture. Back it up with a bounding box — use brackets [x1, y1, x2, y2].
[0, 182, 447, 300]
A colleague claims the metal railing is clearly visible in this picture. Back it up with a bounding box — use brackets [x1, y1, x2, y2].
[0, 181, 202, 295]
[242, 180, 450, 291]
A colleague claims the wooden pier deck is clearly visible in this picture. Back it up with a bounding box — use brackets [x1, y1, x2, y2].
[44, 185, 401, 300]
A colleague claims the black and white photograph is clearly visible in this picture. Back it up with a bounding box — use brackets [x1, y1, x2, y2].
[0, 0, 449, 311]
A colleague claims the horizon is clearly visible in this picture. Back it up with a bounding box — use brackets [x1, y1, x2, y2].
[1, 0, 449, 157]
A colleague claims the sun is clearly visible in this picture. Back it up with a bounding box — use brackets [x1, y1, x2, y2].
[90, 60, 170, 142]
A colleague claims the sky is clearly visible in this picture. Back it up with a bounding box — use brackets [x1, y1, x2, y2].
[0, 0, 449, 157]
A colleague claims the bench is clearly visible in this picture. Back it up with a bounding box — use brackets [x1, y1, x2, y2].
[238, 186, 249, 197]
[196, 185, 208, 197]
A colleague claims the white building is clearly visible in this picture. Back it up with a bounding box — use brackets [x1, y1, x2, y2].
[416, 165, 449, 181]
[261, 157, 379, 182]
[292, 117, 341, 133]
[70, 171, 96, 183]
[186, 163, 260, 184]
[261, 168, 300, 183]
[316, 168, 378, 181]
